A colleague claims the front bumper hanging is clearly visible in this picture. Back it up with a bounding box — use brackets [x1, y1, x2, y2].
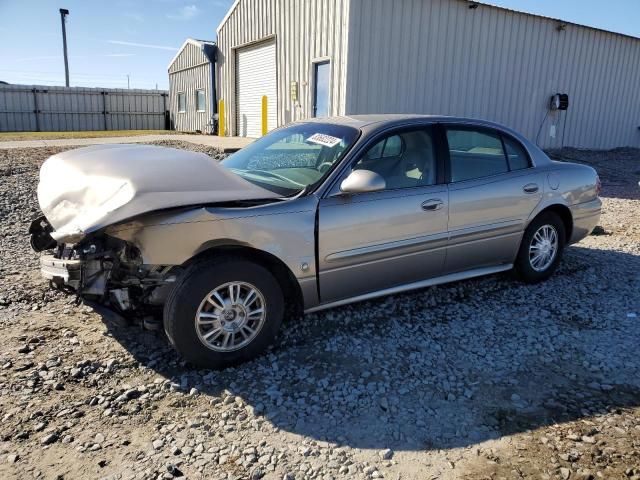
[40, 254, 109, 296]
[40, 255, 83, 290]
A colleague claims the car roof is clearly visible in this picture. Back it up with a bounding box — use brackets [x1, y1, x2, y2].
[299, 114, 550, 166]
[302, 114, 517, 131]
[301, 114, 440, 128]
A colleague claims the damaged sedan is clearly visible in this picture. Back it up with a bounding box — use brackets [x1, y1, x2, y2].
[31, 116, 602, 368]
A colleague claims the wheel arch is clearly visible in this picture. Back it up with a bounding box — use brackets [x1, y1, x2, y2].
[184, 242, 304, 316]
[534, 204, 573, 242]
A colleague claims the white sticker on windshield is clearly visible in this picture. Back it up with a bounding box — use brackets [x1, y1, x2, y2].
[306, 133, 342, 148]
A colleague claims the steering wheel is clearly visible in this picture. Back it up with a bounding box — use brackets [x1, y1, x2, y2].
[317, 161, 334, 174]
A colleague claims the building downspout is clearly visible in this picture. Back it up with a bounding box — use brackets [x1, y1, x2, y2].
[204, 44, 218, 134]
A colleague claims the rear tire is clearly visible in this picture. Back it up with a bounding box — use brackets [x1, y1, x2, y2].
[164, 257, 284, 369]
[514, 212, 566, 283]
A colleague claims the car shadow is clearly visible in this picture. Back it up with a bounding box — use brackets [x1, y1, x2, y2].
[98, 244, 640, 451]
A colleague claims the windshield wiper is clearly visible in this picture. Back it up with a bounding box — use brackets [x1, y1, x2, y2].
[283, 185, 310, 199]
[245, 169, 306, 187]
[229, 167, 305, 188]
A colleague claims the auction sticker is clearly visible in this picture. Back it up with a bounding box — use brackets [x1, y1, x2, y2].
[306, 133, 342, 148]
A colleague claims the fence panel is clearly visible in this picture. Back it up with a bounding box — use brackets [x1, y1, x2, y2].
[0, 84, 168, 132]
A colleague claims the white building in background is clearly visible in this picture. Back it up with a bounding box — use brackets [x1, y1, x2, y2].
[215, 0, 640, 148]
[168, 38, 217, 133]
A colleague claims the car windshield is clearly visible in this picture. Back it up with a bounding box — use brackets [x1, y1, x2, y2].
[221, 123, 360, 195]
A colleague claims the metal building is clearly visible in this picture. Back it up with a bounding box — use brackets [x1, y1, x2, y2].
[216, 0, 640, 148]
[168, 38, 217, 133]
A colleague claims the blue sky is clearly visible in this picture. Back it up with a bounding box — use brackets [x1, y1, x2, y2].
[1, 0, 638, 90]
[0, 0, 235, 89]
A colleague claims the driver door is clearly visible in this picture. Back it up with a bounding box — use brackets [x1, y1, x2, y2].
[317, 126, 449, 303]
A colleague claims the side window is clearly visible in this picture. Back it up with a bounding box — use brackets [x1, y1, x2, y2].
[177, 92, 186, 113]
[364, 138, 386, 160]
[362, 135, 402, 161]
[354, 129, 437, 189]
[382, 135, 402, 157]
[446, 128, 508, 182]
[503, 136, 531, 170]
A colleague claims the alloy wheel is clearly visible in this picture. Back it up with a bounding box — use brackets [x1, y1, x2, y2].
[195, 281, 267, 352]
[529, 224, 559, 272]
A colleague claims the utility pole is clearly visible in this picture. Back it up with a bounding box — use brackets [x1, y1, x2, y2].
[59, 8, 70, 87]
[127, 74, 130, 89]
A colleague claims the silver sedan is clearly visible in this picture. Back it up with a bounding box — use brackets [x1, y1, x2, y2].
[31, 115, 602, 368]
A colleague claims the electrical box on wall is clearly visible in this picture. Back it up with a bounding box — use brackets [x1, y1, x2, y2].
[550, 93, 569, 111]
[290, 81, 299, 102]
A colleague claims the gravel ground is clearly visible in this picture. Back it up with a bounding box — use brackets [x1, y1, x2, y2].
[0, 143, 638, 480]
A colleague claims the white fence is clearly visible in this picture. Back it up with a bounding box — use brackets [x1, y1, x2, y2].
[0, 84, 169, 132]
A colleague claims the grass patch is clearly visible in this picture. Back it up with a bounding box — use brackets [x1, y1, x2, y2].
[0, 130, 179, 142]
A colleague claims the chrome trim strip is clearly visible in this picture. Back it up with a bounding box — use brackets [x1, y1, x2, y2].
[572, 210, 601, 221]
[569, 198, 602, 220]
[325, 231, 449, 263]
[448, 220, 523, 246]
[305, 264, 512, 313]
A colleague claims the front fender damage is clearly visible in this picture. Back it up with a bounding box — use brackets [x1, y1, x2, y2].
[33, 223, 180, 321]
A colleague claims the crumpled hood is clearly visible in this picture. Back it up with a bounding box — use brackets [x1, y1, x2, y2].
[38, 144, 279, 242]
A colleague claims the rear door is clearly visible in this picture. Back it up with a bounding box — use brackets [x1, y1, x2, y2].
[443, 125, 543, 273]
[317, 125, 449, 303]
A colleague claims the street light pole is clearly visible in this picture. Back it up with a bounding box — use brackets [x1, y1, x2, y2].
[59, 8, 70, 87]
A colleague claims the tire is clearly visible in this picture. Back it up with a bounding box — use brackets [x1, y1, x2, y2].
[514, 212, 566, 283]
[164, 257, 284, 369]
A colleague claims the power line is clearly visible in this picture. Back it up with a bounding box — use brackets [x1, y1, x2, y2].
[0, 68, 160, 80]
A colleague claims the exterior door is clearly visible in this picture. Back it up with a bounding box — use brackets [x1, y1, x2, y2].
[318, 126, 448, 303]
[313, 61, 330, 118]
[236, 40, 277, 137]
[443, 125, 543, 273]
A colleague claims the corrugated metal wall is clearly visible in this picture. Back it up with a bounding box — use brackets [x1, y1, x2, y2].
[0, 85, 168, 132]
[346, 0, 640, 149]
[168, 43, 215, 132]
[216, 0, 351, 136]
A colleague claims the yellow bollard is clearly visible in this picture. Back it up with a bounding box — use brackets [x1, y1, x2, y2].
[218, 99, 225, 136]
[261, 95, 268, 136]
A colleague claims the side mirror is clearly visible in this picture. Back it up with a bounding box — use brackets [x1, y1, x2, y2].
[340, 169, 386, 194]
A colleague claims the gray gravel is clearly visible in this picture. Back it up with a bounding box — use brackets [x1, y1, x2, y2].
[0, 143, 639, 480]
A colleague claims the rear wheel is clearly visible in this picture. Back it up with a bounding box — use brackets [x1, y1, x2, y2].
[164, 257, 284, 369]
[514, 212, 566, 283]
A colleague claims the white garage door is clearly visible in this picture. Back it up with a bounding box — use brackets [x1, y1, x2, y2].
[236, 41, 277, 138]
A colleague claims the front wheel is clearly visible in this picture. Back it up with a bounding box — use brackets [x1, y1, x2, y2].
[164, 257, 284, 369]
[514, 212, 566, 283]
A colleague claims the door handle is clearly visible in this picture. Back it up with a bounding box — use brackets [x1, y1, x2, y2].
[421, 199, 444, 211]
[523, 183, 539, 194]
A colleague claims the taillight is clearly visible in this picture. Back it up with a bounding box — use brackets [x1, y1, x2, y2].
[595, 175, 602, 196]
